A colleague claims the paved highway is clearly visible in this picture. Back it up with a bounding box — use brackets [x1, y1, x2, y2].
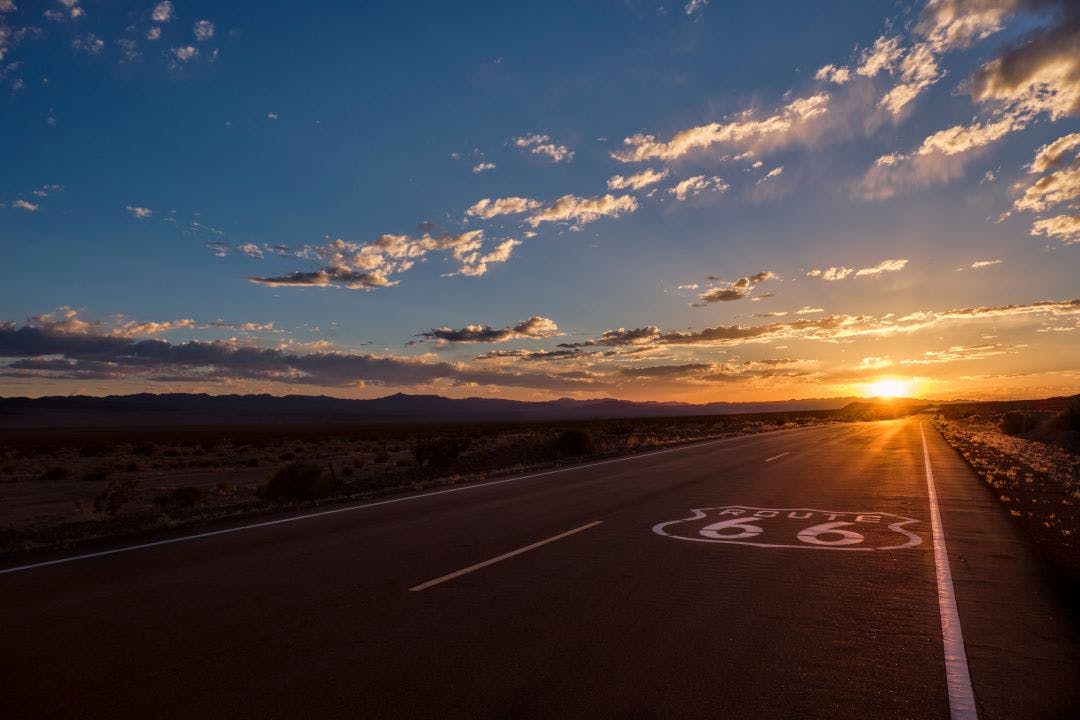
[2, 418, 1077, 719]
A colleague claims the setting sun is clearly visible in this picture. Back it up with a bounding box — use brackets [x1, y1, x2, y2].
[865, 379, 913, 398]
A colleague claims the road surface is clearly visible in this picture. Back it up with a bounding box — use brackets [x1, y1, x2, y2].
[2, 417, 1077, 719]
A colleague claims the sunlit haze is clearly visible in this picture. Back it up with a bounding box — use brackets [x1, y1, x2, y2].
[2, 0, 1079, 403]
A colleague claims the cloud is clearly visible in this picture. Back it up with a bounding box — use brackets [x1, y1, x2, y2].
[854, 258, 909, 276]
[808, 258, 907, 280]
[466, 196, 540, 219]
[971, 259, 1003, 268]
[916, 0, 1022, 53]
[71, 34, 104, 54]
[878, 43, 943, 116]
[146, 26, 161, 41]
[968, 14, 1080, 121]
[856, 35, 904, 77]
[859, 114, 1026, 198]
[472, 162, 495, 174]
[526, 193, 638, 228]
[1014, 162, 1080, 212]
[171, 45, 197, 63]
[558, 326, 662, 348]
[611, 92, 829, 163]
[246, 230, 519, 290]
[806, 266, 853, 281]
[561, 298, 1080, 349]
[1028, 132, 1080, 172]
[757, 166, 783, 184]
[668, 175, 729, 201]
[899, 342, 1017, 365]
[607, 168, 669, 191]
[815, 64, 851, 85]
[694, 270, 776, 305]
[152, 1, 174, 23]
[126, 205, 152, 219]
[193, 20, 215, 41]
[0, 322, 596, 392]
[418, 316, 559, 343]
[684, 0, 708, 16]
[11, 199, 37, 212]
[1030, 214, 1080, 244]
[513, 133, 573, 163]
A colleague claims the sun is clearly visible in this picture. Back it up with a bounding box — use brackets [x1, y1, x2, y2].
[865, 378, 912, 398]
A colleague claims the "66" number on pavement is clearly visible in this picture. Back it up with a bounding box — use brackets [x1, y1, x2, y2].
[653, 506, 922, 551]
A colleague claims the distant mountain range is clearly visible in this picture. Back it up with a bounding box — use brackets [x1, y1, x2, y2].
[0, 392, 868, 428]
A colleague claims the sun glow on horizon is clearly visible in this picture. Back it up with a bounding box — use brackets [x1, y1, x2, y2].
[864, 378, 912, 399]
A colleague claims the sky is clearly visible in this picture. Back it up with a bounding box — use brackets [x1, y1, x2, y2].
[1, 0, 1079, 403]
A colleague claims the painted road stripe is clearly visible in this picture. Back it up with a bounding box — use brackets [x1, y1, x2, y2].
[0, 429, 809, 576]
[409, 521, 602, 592]
[920, 423, 978, 720]
[764, 452, 790, 462]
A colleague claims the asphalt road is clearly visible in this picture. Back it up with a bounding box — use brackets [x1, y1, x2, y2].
[2, 418, 1077, 719]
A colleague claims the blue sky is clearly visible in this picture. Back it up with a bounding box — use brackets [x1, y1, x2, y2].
[1, 0, 1079, 401]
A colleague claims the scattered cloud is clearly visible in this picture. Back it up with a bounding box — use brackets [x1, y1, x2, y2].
[561, 298, 1080, 349]
[513, 133, 573, 163]
[612, 93, 829, 163]
[466, 196, 540, 219]
[1029, 133, 1080, 173]
[854, 258, 909, 276]
[694, 270, 776, 305]
[607, 168, 669, 191]
[971, 259, 1003, 268]
[170, 45, 197, 63]
[472, 162, 495, 174]
[1030, 214, 1080, 244]
[126, 205, 152, 219]
[11, 199, 38, 212]
[808, 258, 908, 280]
[71, 34, 104, 54]
[193, 20, 215, 41]
[1014, 163, 1080, 212]
[246, 230, 520, 290]
[152, 1, 174, 23]
[526, 193, 638, 229]
[669, 175, 729, 201]
[417, 316, 559, 343]
[815, 64, 850, 85]
[684, 0, 708, 16]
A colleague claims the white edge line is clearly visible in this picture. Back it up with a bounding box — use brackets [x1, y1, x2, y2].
[764, 452, 790, 462]
[921, 422, 979, 720]
[408, 520, 602, 592]
[0, 428, 810, 576]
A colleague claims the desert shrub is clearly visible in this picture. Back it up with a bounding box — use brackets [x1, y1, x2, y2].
[412, 436, 471, 468]
[39, 466, 72, 481]
[79, 444, 109, 458]
[94, 477, 138, 516]
[1002, 411, 1038, 436]
[259, 462, 341, 501]
[1046, 396, 1080, 433]
[555, 429, 596, 457]
[154, 485, 208, 509]
[82, 464, 114, 483]
[132, 443, 156, 456]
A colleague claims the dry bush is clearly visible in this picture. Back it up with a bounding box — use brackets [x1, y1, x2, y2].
[259, 462, 341, 501]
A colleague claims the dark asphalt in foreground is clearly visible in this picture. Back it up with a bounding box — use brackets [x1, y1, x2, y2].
[2, 418, 1077, 719]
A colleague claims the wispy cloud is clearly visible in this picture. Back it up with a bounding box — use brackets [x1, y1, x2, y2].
[668, 175, 729, 201]
[466, 196, 540, 219]
[513, 133, 573, 163]
[126, 205, 152, 219]
[526, 194, 638, 229]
